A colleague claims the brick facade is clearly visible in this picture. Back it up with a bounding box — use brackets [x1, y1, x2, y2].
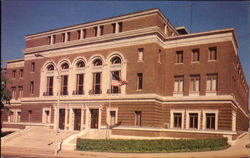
[2, 8, 249, 139]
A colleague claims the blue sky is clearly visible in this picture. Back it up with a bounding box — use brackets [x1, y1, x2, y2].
[2, 1, 250, 94]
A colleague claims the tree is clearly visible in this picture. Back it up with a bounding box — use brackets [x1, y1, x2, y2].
[1, 69, 11, 109]
[1, 69, 11, 128]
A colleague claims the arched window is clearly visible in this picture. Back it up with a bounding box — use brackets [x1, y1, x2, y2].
[47, 64, 54, 71]
[76, 60, 85, 68]
[111, 56, 121, 64]
[61, 62, 69, 69]
[93, 58, 102, 66]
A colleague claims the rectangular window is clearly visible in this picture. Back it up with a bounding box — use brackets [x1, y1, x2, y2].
[9, 111, 14, 122]
[11, 87, 16, 99]
[206, 113, 215, 129]
[17, 111, 21, 122]
[138, 48, 144, 61]
[189, 113, 198, 129]
[174, 76, 184, 92]
[192, 49, 200, 62]
[18, 86, 23, 98]
[48, 36, 51, 44]
[28, 110, 32, 122]
[176, 51, 183, 63]
[20, 69, 23, 78]
[94, 27, 98, 36]
[135, 111, 142, 126]
[209, 47, 217, 60]
[137, 73, 143, 90]
[46, 77, 53, 96]
[61, 75, 68, 95]
[62, 33, 65, 42]
[52, 35, 56, 44]
[190, 75, 200, 92]
[77, 30, 81, 39]
[12, 70, 16, 78]
[112, 23, 116, 33]
[158, 49, 161, 63]
[67, 32, 70, 41]
[93, 72, 101, 94]
[206, 74, 217, 91]
[30, 81, 34, 94]
[100, 25, 104, 35]
[83, 29, 86, 38]
[111, 71, 121, 94]
[110, 111, 116, 126]
[173, 113, 182, 128]
[76, 74, 84, 95]
[31, 62, 35, 72]
[118, 22, 123, 32]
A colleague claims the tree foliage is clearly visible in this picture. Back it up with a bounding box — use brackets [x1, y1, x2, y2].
[1, 69, 11, 109]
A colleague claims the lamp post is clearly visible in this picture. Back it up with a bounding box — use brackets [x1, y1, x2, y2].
[34, 53, 61, 155]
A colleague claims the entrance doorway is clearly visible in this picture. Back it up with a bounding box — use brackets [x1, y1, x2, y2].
[59, 109, 65, 130]
[90, 109, 99, 129]
[74, 109, 81, 130]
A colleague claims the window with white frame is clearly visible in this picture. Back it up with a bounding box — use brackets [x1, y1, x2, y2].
[18, 86, 23, 98]
[8, 110, 15, 122]
[135, 111, 142, 126]
[107, 108, 118, 126]
[176, 51, 183, 63]
[192, 49, 200, 62]
[186, 110, 201, 130]
[46, 76, 53, 96]
[42, 108, 51, 123]
[75, 74, 84, 95]
[174, 76, 184, 92]
[202, 110, 218, 130]
[189, 113, 198, 129]
[11, 87, 16, 99]
[170, 110, 184, 129]
[137, 73, 143, 90]
[206, 113, 215, 129]
[111, 71, 121, 94]
[17, 110, 21, 122]
[138, 48, 144, 62]
[28, 110, 32, 122]
[92, 72, 102, 94]
[208, 47, 217, 61]
[190, 75, 200, 92]
[173, 113, 182, 128]
[206, 74, 217, 91]
[61, 75, 68, 95]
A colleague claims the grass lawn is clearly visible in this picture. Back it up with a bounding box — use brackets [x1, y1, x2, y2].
[77, 138, 229, 153]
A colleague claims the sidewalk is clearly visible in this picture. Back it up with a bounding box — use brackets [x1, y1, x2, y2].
[1, 132, 249, 158]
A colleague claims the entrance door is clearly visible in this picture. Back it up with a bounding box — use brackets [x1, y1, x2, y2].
[74, 109, 81, 130]
[90, 109, 99, 129]
[59, 109, 65, 130]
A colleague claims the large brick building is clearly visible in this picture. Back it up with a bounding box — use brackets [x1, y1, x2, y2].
[2, 8, 249, 140]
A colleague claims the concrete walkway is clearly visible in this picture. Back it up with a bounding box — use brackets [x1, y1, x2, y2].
[2, 126, 76, 153]
[1, 131, 249, 158]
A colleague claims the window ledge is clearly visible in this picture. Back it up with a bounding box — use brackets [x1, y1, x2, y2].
[205, 91, 217, 96]
[208, 60, 217, 62]
[137, 60, 144, 63]
[191, 61, 200, 64]
[189, 91, 200, 96]
[173, 92, 184, 96]
[175, 63, 184, 65]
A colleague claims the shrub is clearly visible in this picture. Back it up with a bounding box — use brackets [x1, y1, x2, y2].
[76, 137, 229, 153]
